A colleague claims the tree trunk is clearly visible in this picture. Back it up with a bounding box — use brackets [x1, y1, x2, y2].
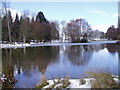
[3, 2, 12, 44]
[7, 20, 12, 43]
[23, 36, 26, 43]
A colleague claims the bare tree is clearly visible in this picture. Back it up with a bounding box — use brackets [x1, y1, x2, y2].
[19, 10, 30, 43]
[2, 0, 12, 43]
[66, 19, 82, 42]
[61, 20, 67, 42]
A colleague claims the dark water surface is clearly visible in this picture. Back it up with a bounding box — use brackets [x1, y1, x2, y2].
[2, 43, 120, 88]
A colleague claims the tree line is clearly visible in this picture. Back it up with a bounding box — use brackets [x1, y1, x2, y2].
[2, 9, 106, 44]
[61, 19, 105, 43]
[1, 1, 120, 44]
[2, 10, 59, 43]
[106, 25, 120, 40]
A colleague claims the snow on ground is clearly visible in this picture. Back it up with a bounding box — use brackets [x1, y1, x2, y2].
[0, 41, 117, 49]
[114, 78, 120, 84]
[0, 72, 6, 82]
[68, 79, 92, 88]
[0, 43, 30, 49]
[43, 78, 93, 88]
[43, 77, 119, 88]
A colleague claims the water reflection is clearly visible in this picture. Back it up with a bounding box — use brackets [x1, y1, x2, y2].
[21, 47, 59, 73]
[65, 45, 92, 65]
[106, 43, 120, 56]
[106, 43, 120, 76]
[2, 46, 59, 88]
[2, 43, 119, 88]
[65, 44, 106, 66]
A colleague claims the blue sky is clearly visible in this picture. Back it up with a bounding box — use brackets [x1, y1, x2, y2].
[10, 2, 118, 32]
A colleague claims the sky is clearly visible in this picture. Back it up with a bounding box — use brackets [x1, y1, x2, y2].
[7, 2, 118, 32]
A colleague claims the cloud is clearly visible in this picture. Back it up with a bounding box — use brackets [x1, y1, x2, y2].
[112, 13, 120, 18]
[10, 0, 119, 2]
[91, 24, 113, 33]
[89, 10, 107, 16]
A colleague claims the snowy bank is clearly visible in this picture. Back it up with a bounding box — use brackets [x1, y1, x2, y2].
[0, 41, 117, 49]
[0, 43, 30, 49]
[41, 78, 93, 88]
[41, 77, 119, 88]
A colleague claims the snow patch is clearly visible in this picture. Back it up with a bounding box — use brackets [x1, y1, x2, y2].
[43, 78, 93, 88]
[42, 77, 119, 88]
[0, 41, 117, 49]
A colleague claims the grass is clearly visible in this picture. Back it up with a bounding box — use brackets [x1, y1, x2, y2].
[35, 75, 49, 88]
[35, 76, 70, 88]
[48, 76, 70, 88]
[58, 76, 70, 88]
[35, 70, 120, 89]
[85, 71, 120, 88]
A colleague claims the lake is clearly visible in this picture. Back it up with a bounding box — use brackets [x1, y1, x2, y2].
[2, 42, 120, 88]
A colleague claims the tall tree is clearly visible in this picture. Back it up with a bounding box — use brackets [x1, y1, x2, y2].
[34, 11, 52, 42]
[2, 15, 9, 41]
[50, 21, 59, 40]
[106, 25, 117, 40]
[12, 13, 20, 42]
[19, 10, 31, 43]
[65, 18, 92, 42]
[66, 19, 81, 42]
[36, 11, 47, 23]
[32, 20, 42, 42]
[2, 1, 12, 43]
[61, 21, 67, 41]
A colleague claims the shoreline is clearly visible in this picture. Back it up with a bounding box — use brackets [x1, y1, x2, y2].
[0, 41, 117, 49]
[37, 76, 119, 88]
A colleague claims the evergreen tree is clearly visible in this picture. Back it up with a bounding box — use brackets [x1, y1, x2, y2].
[12, 13, 20, 42]
[2, 16, 9, 42]
[36, 11, 47, 23]
[2, 10, 13, 43]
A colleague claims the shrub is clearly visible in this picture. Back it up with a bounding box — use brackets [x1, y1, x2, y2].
[59, 76, 70, 88]
[86, 71, 119, 88]
[80, 39, 88, 43]
[79, 78, 86, 85]
[35, 75, 49, 88]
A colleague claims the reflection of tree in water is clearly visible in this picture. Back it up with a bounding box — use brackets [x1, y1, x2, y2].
[91, 44, 105, 52]
[2, 48, 19, 88]
[106, 44, 118, 53]
[106, 43, 120, 64]
[65, 44, 106, 66]
[2, 46, 59, 87]
[65, 45, 93, 66]
[106, 43, 120, 61]
[106, 43, 120, 76]
[23, 46, 59, 74]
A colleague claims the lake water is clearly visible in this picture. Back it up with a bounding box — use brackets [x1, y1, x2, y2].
[2, 42, 120, 88]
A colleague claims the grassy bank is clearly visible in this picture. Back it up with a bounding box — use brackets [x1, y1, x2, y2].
[35, 71, 120, 89]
